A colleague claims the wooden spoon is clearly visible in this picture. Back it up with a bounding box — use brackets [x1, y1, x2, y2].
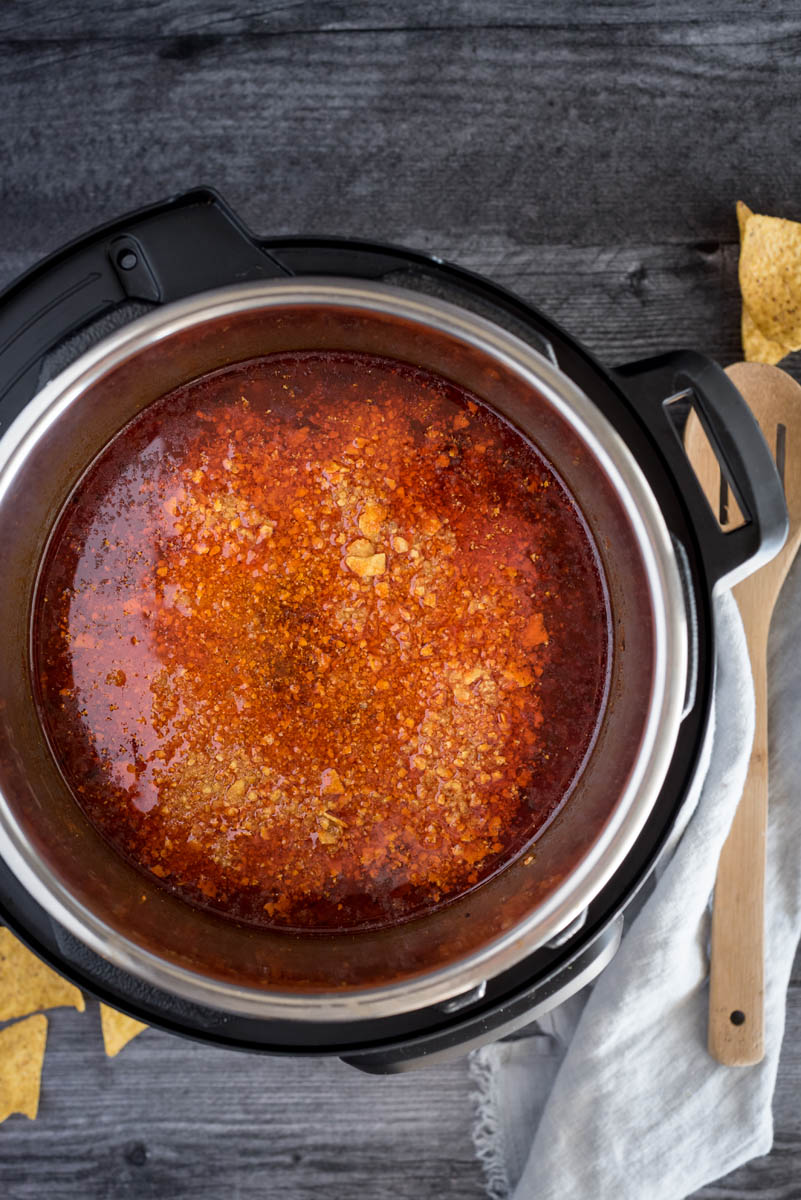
[685, 362, 801, 1066]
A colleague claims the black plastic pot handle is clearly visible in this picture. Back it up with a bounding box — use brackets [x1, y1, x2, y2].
[613, 351, 788, 592]
[0, 187, 287, 435]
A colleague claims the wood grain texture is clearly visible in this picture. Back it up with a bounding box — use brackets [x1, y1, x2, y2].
[2, 8, 801, 270]
[708, 651, 770, 1065]
[0, 0, 789, 38]
[0, 974, 798, 1199]
[0, 3, 800, 1196]
[0, 1003, 485, 1199]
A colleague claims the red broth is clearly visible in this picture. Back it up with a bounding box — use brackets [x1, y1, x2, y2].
[33, 352, 610, 930]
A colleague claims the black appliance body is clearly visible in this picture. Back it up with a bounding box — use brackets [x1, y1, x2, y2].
[0, 189, 785, 1072]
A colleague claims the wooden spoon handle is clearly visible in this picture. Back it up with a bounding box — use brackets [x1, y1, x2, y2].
[708, 647, 768, 1065]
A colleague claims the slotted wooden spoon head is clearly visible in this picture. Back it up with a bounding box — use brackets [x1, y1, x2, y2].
[685, 362, 801, 620]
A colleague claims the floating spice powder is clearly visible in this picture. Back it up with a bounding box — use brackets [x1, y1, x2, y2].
[33, 352, 610, 930]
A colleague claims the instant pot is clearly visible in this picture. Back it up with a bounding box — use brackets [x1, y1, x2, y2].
[0, 189, 787, 1072]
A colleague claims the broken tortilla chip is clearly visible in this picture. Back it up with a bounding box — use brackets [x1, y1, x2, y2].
[736, 202, 787, 362]
[736, 199, 753, 240]
[742, 305, 789, 366]
[0, 1014, 47, 1122]
[100, 1004, 147, 1057]
[0, 928, 84, 1022]
[738, 200, 801, 358]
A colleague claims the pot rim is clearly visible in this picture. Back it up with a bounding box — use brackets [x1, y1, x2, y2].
[0, 279, 687, 1021]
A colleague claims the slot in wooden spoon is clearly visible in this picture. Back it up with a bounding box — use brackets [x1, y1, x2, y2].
[685, 362, 801, 1066]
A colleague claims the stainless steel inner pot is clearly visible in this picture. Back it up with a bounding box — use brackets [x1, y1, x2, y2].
[0, 280, 687, 1020]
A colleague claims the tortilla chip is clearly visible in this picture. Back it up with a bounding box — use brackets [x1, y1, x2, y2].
[742, 304, 790, 365]
[100, 1004, 147, 1057]
[736, 199, 753, 240]
[0, 928, 84, 1021]
[738, 202, 801, 350]
[0, 1014, 47, 1122]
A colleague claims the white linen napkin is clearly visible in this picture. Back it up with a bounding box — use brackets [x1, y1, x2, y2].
[470, 564, 801, 1199]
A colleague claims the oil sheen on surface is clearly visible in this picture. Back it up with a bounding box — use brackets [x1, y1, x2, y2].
[34, 352, 610, 931]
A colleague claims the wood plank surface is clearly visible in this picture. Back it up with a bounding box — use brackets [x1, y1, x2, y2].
[1, 1, 790, 37]
[0, 3, 800, 1196]
[0, 968, 797, 1199]
[0, 1002, 485, 1199]
[1, 7, 801, 270]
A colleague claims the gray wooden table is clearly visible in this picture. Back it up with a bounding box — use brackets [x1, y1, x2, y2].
[1, 3, 800, 1196]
